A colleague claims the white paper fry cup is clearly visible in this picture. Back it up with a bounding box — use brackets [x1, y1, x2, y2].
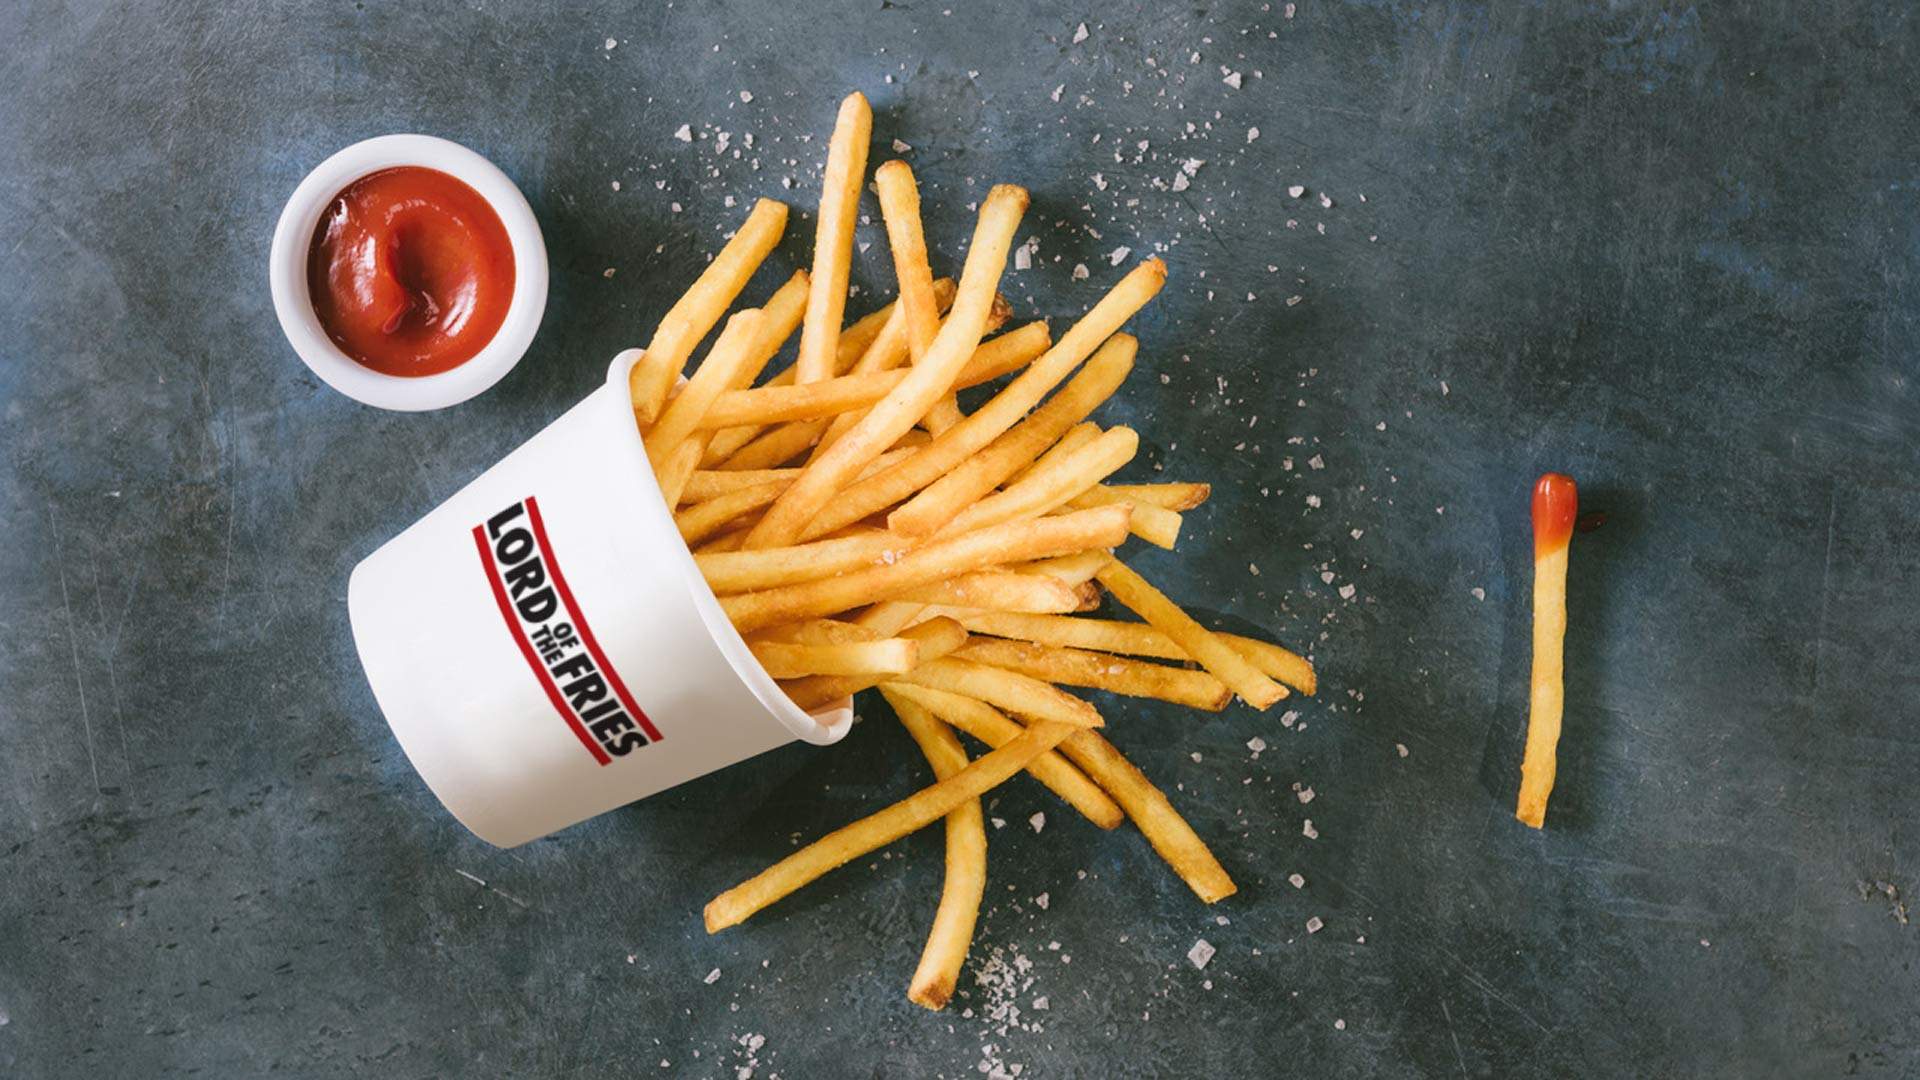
[348, 350, 853, 847]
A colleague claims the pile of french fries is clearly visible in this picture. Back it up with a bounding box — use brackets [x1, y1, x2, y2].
[628, 91, 1318, 1009]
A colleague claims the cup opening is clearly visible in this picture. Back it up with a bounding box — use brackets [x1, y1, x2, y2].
[269, 134, 549, 412]
[602, 350, 854, 746]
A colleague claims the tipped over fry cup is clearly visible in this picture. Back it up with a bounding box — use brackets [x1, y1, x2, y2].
[348, 350, 853, 847]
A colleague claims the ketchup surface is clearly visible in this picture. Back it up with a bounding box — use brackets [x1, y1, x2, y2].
[1531, 473, 1579, 559]
[306, 166, 515, 376]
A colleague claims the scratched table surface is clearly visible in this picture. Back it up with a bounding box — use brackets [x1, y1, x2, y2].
[3, 2, 1918, 1077]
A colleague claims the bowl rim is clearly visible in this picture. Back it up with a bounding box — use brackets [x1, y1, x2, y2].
[268, 134, 549, 412]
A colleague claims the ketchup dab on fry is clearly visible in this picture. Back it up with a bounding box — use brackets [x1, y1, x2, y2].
[1531, 473, 1578, 559]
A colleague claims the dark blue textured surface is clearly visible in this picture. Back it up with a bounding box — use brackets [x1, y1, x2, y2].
[2, 2, 1917, 1076]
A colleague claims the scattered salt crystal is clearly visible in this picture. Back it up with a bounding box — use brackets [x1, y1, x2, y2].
[1247, 126, 1260, 143]
[1335, 1018, 1346, 1030]
[1171, 172, 1190, 192]
[1306, 916, 1324, 934]
[1033, 996, 1050, 1010]
[610, 180, 622, 192]
[1470, 587, 1486, 601]
[1108, 245, 1132, 266]
[892, 138, 912, 153]
[1302, 819, 1318, 839]
[1350, 529, 1364, 540]
[1285, 2, 1296, 15]
[1440, 380, 1450, 395]
[1305, 494, 1322, 508]
[1013, 245, 1032, 270]
[673, 124, 693, 142]
[1319, 193, 1333, 209]
[1072, 22, 1090, 43]
[991, 817, 1007, 829]
[1338, 583, 1356, 600]
[1286, 295, 1303, 307]
[1282, 710, 1300, 728]
[739, 90, 753, 103]
[1307, 454, 1324, 470]
[602, 268, 617, 279]
[1222, 71, 1243, 89]
[1051, 84, 1066, 103]
[1034, 892, 1050, 910]
[1247, 736, 1267, 753]
[704, 968, 722, 984]
[604, 37, 618, 50]
[1288, 873, 1306, 889]
[1296, 786, 1315, 804]
[1216, 915, 1231, 926]
[1396, 743, 1409, 758]
[1249, 563, 1260, 576]
[1188, 939, 1216, 969]
[1030, 812, 1046, 834]
[1319, 571, 1335, 584]
[1072, 263, 1090, 280]
[1287, 185, 1305, 198]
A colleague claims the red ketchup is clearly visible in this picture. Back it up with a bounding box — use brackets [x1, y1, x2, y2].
[1532, 473, 1578, 559]
[306, 166, 515, 377]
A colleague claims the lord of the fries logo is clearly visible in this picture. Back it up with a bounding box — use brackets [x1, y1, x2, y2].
[473, 497, 662, 763]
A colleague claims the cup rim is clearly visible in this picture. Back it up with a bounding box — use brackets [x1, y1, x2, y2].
[268, 134, 549, 412]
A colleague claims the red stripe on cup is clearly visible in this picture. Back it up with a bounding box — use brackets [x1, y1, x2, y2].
[524, 497, 665, 743]
[471, 525, 613, 766]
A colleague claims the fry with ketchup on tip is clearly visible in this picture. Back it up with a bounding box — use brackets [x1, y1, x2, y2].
[1517, 472, 1576, 829]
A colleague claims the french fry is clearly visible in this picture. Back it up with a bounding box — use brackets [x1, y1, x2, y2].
[696, 529, 913, 594]
[1012, 549, 1115, 587]
[894, 656, 1103, 729]
[751, 618, 882, 645]
[852, 600, 931, 637]
[704, 719, 1077, 932]
[1095, 560, 1288, 710]
[888, 571, 1085, 613]
[880, 689, 987, 1011]
[644, 309, 765, 466]
[945, 611, 1315, 695]
[718, 418, 830, 471]
[935, 426, 1139, 538]
[795, 91, 872, 385]
[748, 637, 919, 679]
[629, 198, 788, 422]
[683, 445, 922, 503]
[885, 683, 1124, 830]
[954, 638, 1232, 711]
[654, 439, 706, 510]
[745, 185, 1029, 548]
[720, 504, 1131, 632]
[780, 617, 968, 711]
[1064, 487, 1184, 549]
[1051, 728, 1237, 903]
[875, 160, 965, 435]
[1102, 482, 1211, 511]
[676, 478, 786, 545]
[1517, 472, 1577, 829]
[890, 334, 1135, 536]
[810, 294, 1011, 460]
[795, 261, 1166, 541]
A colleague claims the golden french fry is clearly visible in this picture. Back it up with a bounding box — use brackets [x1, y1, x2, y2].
[779, 617, 968, 710]
[894, 656, 1102, 729]
[745, 185, 1030, 548]
[1095, 560, 1287, 709]
[796, 92, 872, 384]
[935, 426, 1138, 538]
[683, 445, 921, 503]
[945, 611, 1314, 695]
[875, 160, 965, 435]
[1012, 549, 1115, 587]
[717, 419, 830, 471]
[629, 198, 788, 422]
[879, 689, 988, 1010]
[852, 600, 930, 637]
[955, 638, 1232, 711]
[885, 683, 1124, 830]
[1052, 728, 1237, 903]
[677, 478, 785, 545]
[748, 637, 919, 679]
[704, 719, 1076, 932]
[796, 260, 1166, 541]
[696, 529, 913, 594]
[654, 439, 706, 510]
[751, 618, 883, 646]
[890, 335, 1135, 536]
[1064, 487, 1184, 549]
[1101, 482, 1211, 511]
[644, 309, 765, 466]
[888, 571, 1085, 614]
[1518, 472, 1577, 829]
[720, 505, 1130, 632]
